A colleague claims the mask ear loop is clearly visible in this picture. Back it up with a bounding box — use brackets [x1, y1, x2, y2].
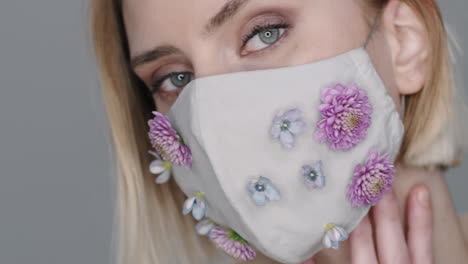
[363, 9, 383, 49]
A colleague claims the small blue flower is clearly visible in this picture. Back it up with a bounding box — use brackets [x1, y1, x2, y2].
[183, 192, 207, 221]
[302, 161, 325, 189]
[246, 176, 281, 206]
[271, 108, 306, 149]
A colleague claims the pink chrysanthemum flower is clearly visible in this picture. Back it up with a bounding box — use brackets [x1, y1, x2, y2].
[315, 83, 372, 151]
[209, 227, 256, 261]
[347, 149, 395, 207]
[148, 111, 192, 168]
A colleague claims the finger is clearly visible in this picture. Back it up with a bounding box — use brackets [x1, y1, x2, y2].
[407, 184, 433, 264]
[350, 215, 378, 264]
[373, 189, 411, 264]
[300, 258, 316, 264]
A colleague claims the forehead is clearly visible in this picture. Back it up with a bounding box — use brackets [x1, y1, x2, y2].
[123, 0, 229, 58]
[123, 0, 365, 60]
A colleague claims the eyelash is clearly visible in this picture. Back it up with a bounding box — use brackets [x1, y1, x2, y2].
[151, 23, 291, 93]
[150, 72, 190, 94]
[150, 72, 170, 94]
[241, 22, 290, 47]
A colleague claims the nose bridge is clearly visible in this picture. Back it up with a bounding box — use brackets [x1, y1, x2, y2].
[191, 50, 232, 79]
[188, 35, 240, 79]
[184, 3, 240, 79]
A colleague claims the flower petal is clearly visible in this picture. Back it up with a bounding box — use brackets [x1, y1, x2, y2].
[330, 229, 340, 241]
[272, 112, 284, 124]
[315, 175, 325, 188]
[302, 165, 313, 172]
[323, 231, 341, 249]
[194, 196, 206, 210]
[304, 178, 316, 188]
[155, 170, 171, 184]
[246, 180, 258, 194]
[148, 150, 162, 160]
[265, 185, 281, 201]
[283, 108, 301, 122]
[315, 160, 323, 174]
[289, 120, 306, 135]
[149, 159, 166, 174]
[252, 191, 267, 206]
[279, 131, 294, 149]
[195, 219, 215, 236]
[330, 240, 340, 249]
[192, 204, 206, 221]
[322, 233, 332, 249]
[270, 123, 281, 139]
[333, 226, 348, 241]
[182, 197, 196, 215]
[258, 176, 272, 186]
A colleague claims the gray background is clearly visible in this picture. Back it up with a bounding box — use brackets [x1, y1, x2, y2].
[0, 1, 466, 263]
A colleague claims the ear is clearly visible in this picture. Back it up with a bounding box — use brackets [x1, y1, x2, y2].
[381, 0, 429, 95]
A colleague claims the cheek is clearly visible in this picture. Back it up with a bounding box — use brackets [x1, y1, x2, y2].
[154, 94, 175, 114]
[154, 88, 184, 114]
[275, 0, 368, 72]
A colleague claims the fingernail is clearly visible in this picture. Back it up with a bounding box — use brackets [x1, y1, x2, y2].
[417, 187, 430, 206]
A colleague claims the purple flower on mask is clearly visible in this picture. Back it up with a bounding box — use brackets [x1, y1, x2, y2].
[347, 149, 395, 207]
[148, 111, 192, 168]
[209, 226, 256, 261]
[315, 84, 372, 151]
[271, 108, 306, 149]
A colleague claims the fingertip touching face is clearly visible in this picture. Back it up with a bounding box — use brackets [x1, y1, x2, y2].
[123, 0, 401, 115]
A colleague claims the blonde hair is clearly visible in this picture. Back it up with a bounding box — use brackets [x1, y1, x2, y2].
[366, 0, 466, 169]
[88, 0, 465, 263]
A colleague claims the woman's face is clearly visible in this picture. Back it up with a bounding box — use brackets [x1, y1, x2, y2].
[123, 0, 400, 115]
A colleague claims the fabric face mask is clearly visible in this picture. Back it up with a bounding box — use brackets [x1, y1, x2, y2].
[146, 19, 404, 264]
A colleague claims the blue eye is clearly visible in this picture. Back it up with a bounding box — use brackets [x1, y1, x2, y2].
[241, 23, 289, 55]
[151, 72, 193, 94]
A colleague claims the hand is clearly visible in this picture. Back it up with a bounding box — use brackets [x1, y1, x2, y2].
[350, 184, 433, 264]
[300, 184, 433, 264]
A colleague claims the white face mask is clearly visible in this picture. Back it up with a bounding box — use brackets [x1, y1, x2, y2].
[147, 16, 404, 264]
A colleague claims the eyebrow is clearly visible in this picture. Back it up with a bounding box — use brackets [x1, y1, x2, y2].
[130, 0, 250, 70]
[131, 45, 182, 70]
[204, 0, 250, 34]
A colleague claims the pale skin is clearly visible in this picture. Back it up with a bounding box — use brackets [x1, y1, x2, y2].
[123, 0, 468, 262]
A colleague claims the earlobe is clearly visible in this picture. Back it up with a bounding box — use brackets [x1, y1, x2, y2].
[382, 0, 429, 95]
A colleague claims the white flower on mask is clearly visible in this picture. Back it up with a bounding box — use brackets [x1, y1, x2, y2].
[183, 192, 207, 221]
[246, 176, 281, 206]
[271, 108, 306, 149]
[195, 219, 216, 236]
[148, 150, 173, 184]
[322, 223, 349, 249]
